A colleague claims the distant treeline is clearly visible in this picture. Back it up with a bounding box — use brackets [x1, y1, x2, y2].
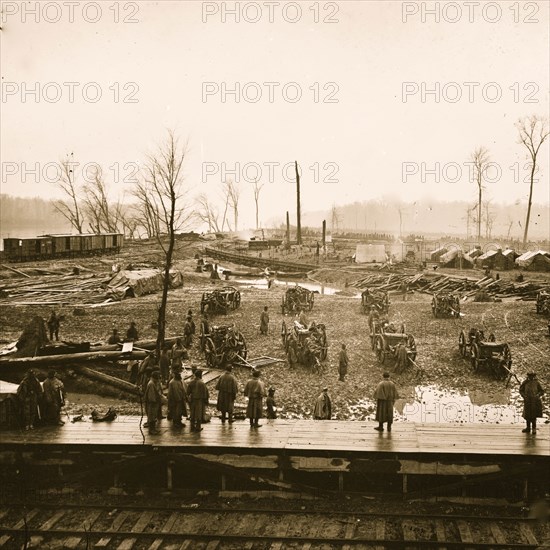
[0, 195, 68, 235]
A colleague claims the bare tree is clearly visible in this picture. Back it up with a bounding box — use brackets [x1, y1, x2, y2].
[470, 146, 490, 242]
[139, 131, 190, 353]
[223, 179, 240, 232]
[82, 166, 121, 233]
[195, 193, 221, 232]
[53, 153, 84, 233]
[133, 180, 160, 238]
[252, 179, 264, 230]
[484, 200, 496, 239]
[516, 115, 549, 246]
[331, 204, 341, 233]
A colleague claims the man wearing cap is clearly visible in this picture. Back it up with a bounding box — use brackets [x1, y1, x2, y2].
[183, 316, 194, 348]
[145, 371, 163, 434]
[216, 364, 238, 423]
[244, 370, 267, 428]
[373, 372, 399, 432]
[168, 370, 188, 428]
[42, 369, 66, 426]
[313, 388, 332, 420]
[187, 369, 209, 432]
[519, 372, 545, 434]
[260, 306, 270, 335]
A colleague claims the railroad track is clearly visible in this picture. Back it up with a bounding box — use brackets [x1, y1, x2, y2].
[0, 503, 546, 549]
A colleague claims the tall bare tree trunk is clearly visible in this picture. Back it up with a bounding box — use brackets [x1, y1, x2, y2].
[522, 162, 536, 247]
[295, 161, 302, 245]
[286, 211, 290, 247]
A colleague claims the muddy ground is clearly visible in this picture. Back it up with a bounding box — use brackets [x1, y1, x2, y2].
[0, 240, 549, 424]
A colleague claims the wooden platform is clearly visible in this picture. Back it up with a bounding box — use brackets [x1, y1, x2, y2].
[1, 417, 548, 457]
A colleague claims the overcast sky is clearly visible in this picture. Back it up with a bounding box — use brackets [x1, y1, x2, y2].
[1, 1, 549, 229]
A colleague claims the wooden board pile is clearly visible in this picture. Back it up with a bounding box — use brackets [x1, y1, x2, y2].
[350, 272, 548, 300]
[0, 266, 117, 307]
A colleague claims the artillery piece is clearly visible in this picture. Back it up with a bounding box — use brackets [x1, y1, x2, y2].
[281, 320, 328, 371]
[281, 285, 315, 314]
[372, 322, 417, 371]
[200, 286, 241, 315]
[361, 288, 390, 314]
[202, 324, 247, 368]
[431, 292, 461, 318]
[536, 290, 550, 316]
[458, 328, 512, 380]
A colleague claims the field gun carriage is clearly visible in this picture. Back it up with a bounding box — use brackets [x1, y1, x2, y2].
[458, 328, 512, 381]
[281, 320, 328, 371]
[371, 321, 417, 370]
[201, 324, 247, 368]
[361, 288, 390, 314]
[536, 290, 550, 316]
[200, 286, 241, 315]
[431, 292, 461, 318]
[281, 285, 315, 314]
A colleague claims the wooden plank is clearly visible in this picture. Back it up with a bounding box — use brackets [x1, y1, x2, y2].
[39, 510, 65, 530]
[374, 518, 385, 550]
[95, 511, 131, 547]
[117, 510, 155, 550]
[63, 509, 102, 549]
[402, 520, 416, 540]
[178, 541, 194, 550]
[519, 523, 538, 545]
[456, 520, 474, 544]
[434, 519, 447, 550]
[0, 509, 39, 547]
[205, 541, 220, 550]
[489, 522, 506, 545]
[341, 519, 357, 550]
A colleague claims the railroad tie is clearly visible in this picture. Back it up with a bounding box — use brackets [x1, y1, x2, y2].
[0, 508, 39, 548]
[489, 522, 507, 545]
[39, 510, 65, 531]
[456, 519, 475, 550]
[116, 510, 155, 550]
[95, 510, 131, 547]
[63, 509, 102, 549]
[374, 518, 385, 550]
[519, 523, 539, 545]
[434, 519, 447, 550]
[341, 519, 357, 550]
[147, 511, 180, 550]
[204, 541, 221, 550]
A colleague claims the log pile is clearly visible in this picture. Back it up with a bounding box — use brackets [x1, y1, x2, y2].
[350, 272, 548, 300]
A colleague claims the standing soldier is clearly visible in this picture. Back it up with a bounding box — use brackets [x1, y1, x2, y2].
[260, 306, 270, 335]
[171, 338, 188, 374]
[373, 372, 399, 432]
[167, 371, 188, 428]
[519, 372, 545, 434]
[145, 371, 163, 434]
[187, 310, 196, 336]
[338, 344, 349, 382]
[126, 321, 139, 341]
[313, 387, 332, 420]
[108, 329, 121, 345]
[199, 314, 210, 353]
[42, 369, 66, 426]
[17, 370, 43, 431]
[266, 387, 277, 419]
[47, 311, 60, 341]
[187, 370, 209, 432]
[183, 316, 194, 348]
[244, 370, 267, 428]
[215, 364, 239, 423]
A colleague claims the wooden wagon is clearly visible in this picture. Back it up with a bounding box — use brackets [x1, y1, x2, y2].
[281, 320, 328, 371]
[202, 324, 247, 368]
[200, 286, 241, 315]
[361, 288, 390, 314]
[281, 286, 315, 314]
[431, 292, 461, 318]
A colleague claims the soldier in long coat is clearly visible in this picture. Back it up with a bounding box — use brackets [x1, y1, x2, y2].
[313, 388, 332, 420]
[42, 369, 66, 426]
[17, 369, 43, 430]
[47, 311, 60, 341]
[338, 344, 349, 381]
[373, 372, 399, 432]
[187, 370, 209, 432]
[216, 365, 239, 423]
[260, 306, 270, 335]
[167, 371, 187, 427]
[183, 317, 194, 348]
[244, 370, 266, 428]
[144, 371, 163, 434]
[519, 372, 545, 434]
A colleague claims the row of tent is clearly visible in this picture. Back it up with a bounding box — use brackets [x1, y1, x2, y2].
[430, 247, 550, 271]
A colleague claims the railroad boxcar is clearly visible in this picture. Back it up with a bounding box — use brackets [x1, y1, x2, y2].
[3, 237, 53, 261]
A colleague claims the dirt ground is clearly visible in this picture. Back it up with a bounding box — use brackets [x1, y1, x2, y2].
[1, 240, 549, 423]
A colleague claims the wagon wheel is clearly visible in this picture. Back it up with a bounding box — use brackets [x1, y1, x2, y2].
[375, 336, 386, 364]
[458, 330, 467, 357]
[431, 296, 438, 318]
[470, 343, 480, 372]
[204, 337, 218, 368]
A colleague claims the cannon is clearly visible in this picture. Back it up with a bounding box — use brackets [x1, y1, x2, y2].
[431, 292, 461, 318]
[368, 316, 404, 350]
[373, 324, 417, 370]
[200, 286, 241, 315]
[536, 290, 550, 316]
[281, 320, 328, 371]
[361, 288, 390, 314]
[281, 285, 315, 314]
[458, 328, 512, 380]
[202, 324, 247, 368]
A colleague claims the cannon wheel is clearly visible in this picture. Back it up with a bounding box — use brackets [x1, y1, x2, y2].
[458, 330, 467, 357]
[375, 335, 386, 364]
[431, 296, 438, 318]
[500, 343, 512, 379]
[407, 335, 417, 363]
[204, 337, 218, 368]
[470, 343, 480, 372]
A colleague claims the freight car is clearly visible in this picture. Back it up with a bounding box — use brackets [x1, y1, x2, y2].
[2, 233, 123, 262]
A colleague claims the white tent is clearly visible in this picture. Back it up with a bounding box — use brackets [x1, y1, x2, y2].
[355, 244, 387, 263]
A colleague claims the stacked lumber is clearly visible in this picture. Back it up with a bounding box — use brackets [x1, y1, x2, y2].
[350, 272, 547, 300]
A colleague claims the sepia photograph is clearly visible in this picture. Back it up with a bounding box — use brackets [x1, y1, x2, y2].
[0, 0, 549, 547]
